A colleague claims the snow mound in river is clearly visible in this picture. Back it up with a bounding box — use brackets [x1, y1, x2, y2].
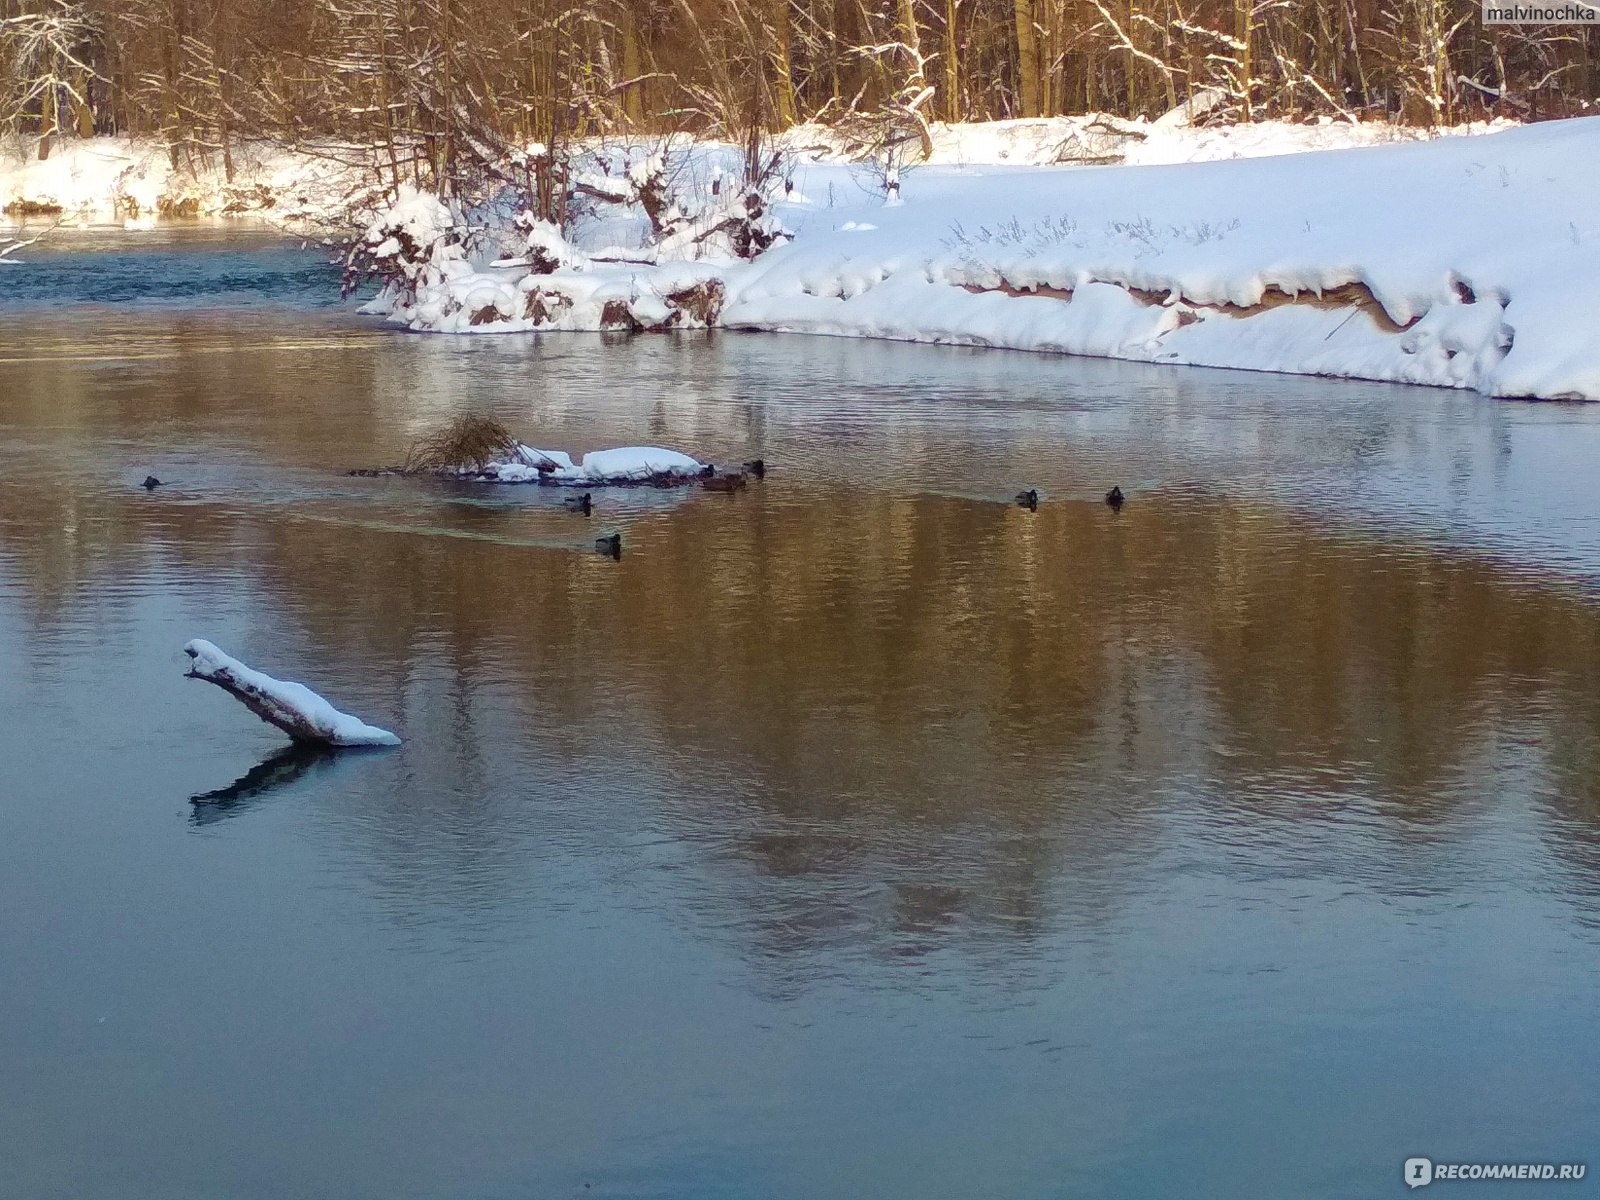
[475, 445, 706, 484]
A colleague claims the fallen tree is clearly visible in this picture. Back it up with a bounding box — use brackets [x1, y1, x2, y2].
[184, 640, 401, 748]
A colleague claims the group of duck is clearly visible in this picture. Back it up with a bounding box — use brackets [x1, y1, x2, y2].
[141, 460, 1125, 564]
[1015, 485, 1125, 513]
[572, 458, 767, 559]
[588, 466, 1127, 560]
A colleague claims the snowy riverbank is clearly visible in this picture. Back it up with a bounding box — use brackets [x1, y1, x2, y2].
[6, 116, 1595, 401]
[0, 138, 366, 225]
[1, 115, 1502, 226]
[368, 117, 1596, 402]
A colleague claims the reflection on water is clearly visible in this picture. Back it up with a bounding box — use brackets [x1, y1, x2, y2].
[2, 258, 1600, 1200]
[189, 743, 336, 820]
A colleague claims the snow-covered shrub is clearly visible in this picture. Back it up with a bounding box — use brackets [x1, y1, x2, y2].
[653, 187, 790, 262]
[342, 184, 479, 315]
[627, 151, 684, 239]
[512, 209, 575, 274]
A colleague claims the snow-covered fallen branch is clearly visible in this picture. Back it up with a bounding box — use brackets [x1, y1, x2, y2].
[0, 218, 56, 264]
[184, 640, 400, 748]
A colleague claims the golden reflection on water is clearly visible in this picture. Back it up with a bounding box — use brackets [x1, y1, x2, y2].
[13, 242, 1600, 1200]
[4, 311, 1600, 960]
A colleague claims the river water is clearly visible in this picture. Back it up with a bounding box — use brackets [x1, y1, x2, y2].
[1, 230, 1597, 1200]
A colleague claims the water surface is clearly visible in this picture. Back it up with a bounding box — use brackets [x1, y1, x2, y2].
[1, 234, 1598, 1200]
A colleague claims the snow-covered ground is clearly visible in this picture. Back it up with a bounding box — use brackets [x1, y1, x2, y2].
[2, 116, 1496, 225]
[737, 116, 1599, 401]
[0, 137, 367, 226]
[6, 116, 1595, 400]
[366, 117, 1596, 402]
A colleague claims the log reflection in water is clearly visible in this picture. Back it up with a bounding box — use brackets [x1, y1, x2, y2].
[189, 743, 335, 824]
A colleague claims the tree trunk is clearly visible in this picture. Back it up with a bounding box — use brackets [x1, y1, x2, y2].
[1014, 0, 1039, 116]
[622, 5, 645, 124]
[767, 0, 797, 125]
[73, 67, 94, 139]
[1235, 0, 1254, 121]
[943, 0, 961, 120]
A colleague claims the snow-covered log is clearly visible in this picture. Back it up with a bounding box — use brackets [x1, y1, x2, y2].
[475, 444, 708, 484]
[184, 640, 400, 748]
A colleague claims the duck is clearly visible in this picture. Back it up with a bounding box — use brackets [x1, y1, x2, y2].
[702, 472, 747, 493]
[1015, 488, 1039, 512]
[742, 458, 767, 480]
[141, 475, 162, 490]
[594, 533, 622, 559]
[564, 491, 593, 516]
[1105, 486, 1125, 511]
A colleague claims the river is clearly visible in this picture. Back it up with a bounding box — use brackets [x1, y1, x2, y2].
[1, 229, 1597, 1200]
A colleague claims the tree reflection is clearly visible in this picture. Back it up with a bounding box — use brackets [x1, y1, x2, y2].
[6, 325, 1600, 973]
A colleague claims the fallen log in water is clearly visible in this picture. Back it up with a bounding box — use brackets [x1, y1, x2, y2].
[184, 640, 401, 748]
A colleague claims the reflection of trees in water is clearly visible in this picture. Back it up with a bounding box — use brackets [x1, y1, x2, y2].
[9, 461, 1600, 964]
[5, 339, 1600, 970]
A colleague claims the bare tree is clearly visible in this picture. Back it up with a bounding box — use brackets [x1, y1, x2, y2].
[1, 0, 100, 158]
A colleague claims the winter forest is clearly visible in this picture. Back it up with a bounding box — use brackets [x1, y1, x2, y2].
[2, 0, 1596, 199]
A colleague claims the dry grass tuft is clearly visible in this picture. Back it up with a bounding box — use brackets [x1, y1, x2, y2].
[404, 414, 520, 473]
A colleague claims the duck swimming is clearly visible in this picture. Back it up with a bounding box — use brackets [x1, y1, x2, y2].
[702, 472, 747, 493]
[141, 476, 162, 490]
[1105, 486, 1125, 511]
[564, 491, 593, 516]
[1015, 489, 1039, 512]
[743, 459, 766, 480]
[594, 533, 622, 559]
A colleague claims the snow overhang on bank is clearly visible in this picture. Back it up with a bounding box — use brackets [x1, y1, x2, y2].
[724, 116, 1600, 402]
[374, 116, 1599, 402]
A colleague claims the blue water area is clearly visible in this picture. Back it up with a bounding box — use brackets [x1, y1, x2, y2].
[0, 225, 346, 309]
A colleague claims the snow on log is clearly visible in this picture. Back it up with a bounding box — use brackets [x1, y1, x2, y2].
[481, 444, 707, 484]
[183, 639, 401, 748]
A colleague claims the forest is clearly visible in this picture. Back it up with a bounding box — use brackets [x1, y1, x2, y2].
[1, 0, 1596, 208]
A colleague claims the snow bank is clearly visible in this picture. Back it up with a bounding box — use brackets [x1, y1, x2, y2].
[388, 116, 1597, 402]
[725, 116, 1600, 401]
[0, 137, 367, 225]
[10, 117, 1597, 400]
[184, 639, 400, 747]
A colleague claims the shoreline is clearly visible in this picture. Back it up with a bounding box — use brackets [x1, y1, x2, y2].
[6, 116, 1596, 402]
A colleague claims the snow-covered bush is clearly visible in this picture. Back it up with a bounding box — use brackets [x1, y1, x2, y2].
[512, 209, 576, 274]
[342, 184, 479, 314]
